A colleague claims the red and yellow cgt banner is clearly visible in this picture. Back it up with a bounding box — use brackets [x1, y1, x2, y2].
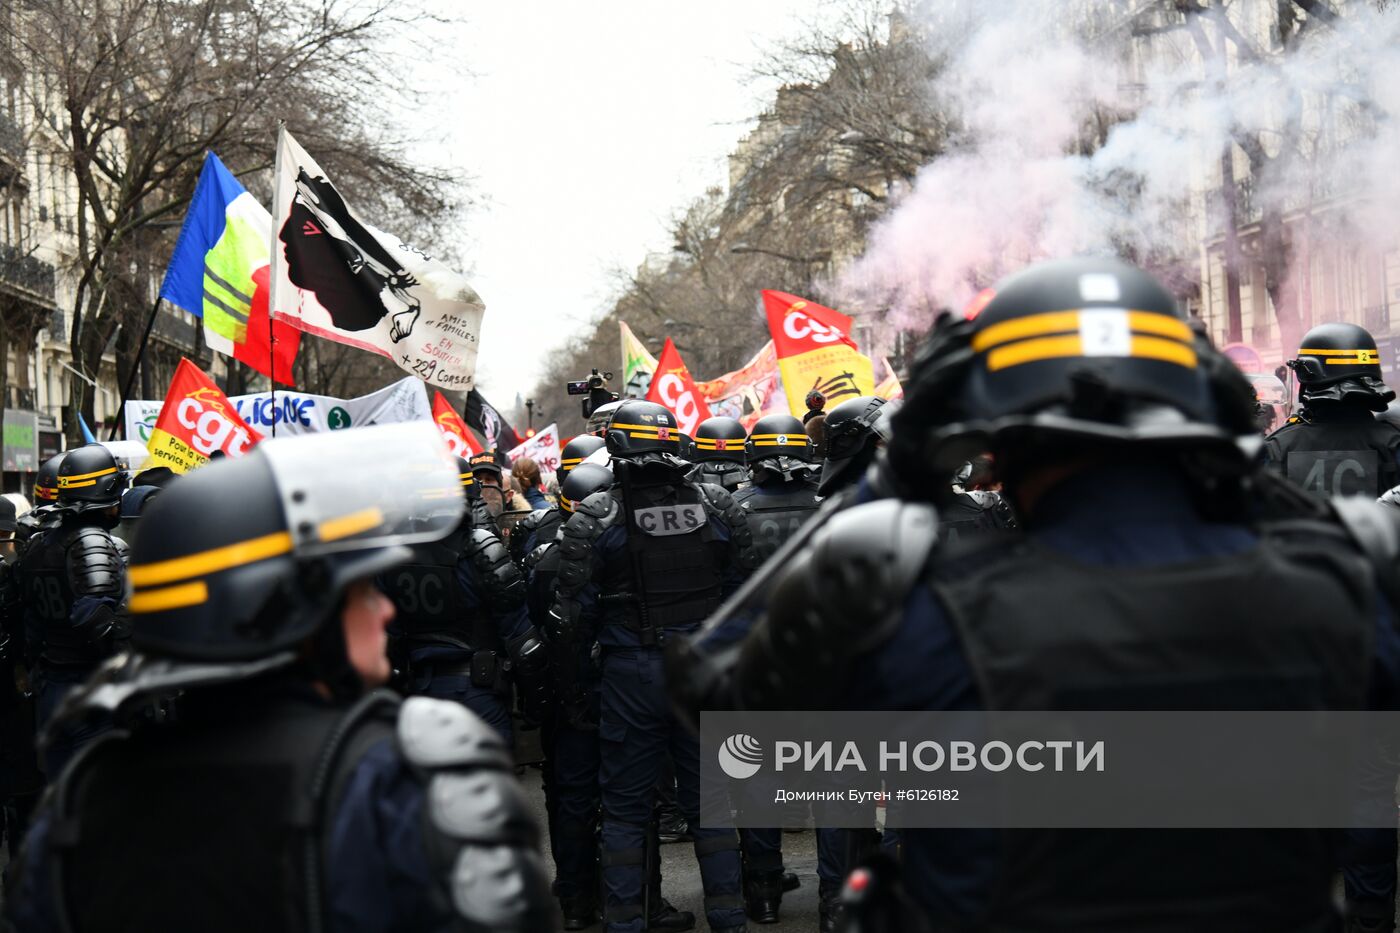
[147, 358, 263, 474]
[432, 391, 485, 458]
[762, 290, 875, 414]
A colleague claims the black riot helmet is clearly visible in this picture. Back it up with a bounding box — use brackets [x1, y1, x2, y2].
[603, 400, 683, 462]
[1289, 322, 1394, 410]
[125, 423, 462, 665]
[691, 417, 748, 465]
[887, 257, 1258, 496]
[33, 451, 66, 503]
[746, 414, 814, 465]
[559, 461, 614, 514]
[559, 435, 606, 477]
[56, 444, 126, 512]
[818, 396, 890, 496]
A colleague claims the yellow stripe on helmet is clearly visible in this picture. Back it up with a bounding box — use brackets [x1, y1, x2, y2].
[129, 531, 294, 588]
[57, 466, 118, 489]
[972, 309, 1193, 353]
[986, 334, 1197, 372]
[128, 581, 209, 614]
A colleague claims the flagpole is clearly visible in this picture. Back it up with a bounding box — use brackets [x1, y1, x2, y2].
[107, 293, 163, 441]
[267, 121, 285, 438]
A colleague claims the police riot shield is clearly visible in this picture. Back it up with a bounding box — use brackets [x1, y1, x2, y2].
[259, 422, 464, 556]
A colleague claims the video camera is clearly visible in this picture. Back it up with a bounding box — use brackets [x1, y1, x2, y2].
[567, 368, 618, 419]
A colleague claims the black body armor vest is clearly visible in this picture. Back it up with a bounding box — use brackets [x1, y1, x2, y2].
[384, 523, 473, 645]
[734, 478, 821, 562]
[927, 522, 1375, 931]
[50, 688, 395, 933]
[601, 477, 726, 639]
[1265, 413, 1400, 498]
[18, 520, 125, 668]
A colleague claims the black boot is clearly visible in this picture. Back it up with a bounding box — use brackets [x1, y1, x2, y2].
[656, 808, 691, 844]
[559, 890, 599, 930]
[743, 868, 785, 924]
[819, 886, 843, 933]
[781, 871, 800, 893]
[647, 896, 696, 931]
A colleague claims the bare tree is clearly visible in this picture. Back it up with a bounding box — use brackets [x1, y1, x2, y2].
[4, 0, 464, 441]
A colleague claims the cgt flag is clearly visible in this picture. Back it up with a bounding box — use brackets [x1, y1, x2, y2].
[432, 391, 485, 458]
[147, 358, 263, 474]
[160, 151, 300, 384]
[646, 338, 713, 436]
[464, 388, 523, 451]
[762, 290, 874, 415]
[269, 128, 485, 390]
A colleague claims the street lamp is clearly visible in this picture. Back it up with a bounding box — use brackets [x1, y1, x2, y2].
[729, 242, 832, 265]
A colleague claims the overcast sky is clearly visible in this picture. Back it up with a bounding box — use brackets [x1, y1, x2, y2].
[429, 3, 839, 409]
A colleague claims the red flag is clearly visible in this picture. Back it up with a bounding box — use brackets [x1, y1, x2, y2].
[763, 291, 875, 414]
[761, 290, 858, 352]
[432, 391, 484, 458]
[238, 265, 302, 385]
[645, 338, 713, 436]
[146, 358, 263, 474]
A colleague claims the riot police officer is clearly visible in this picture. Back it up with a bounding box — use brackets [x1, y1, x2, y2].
[1265, 322, 1400, 497]
[817, 395, 890, 497]
[14, 452, 66, 558]
[690, 417, 750, 493]
[0, 495, 41, 861]
[4, 424, 553, 933]
[735, 414, 822, 564]
[13, 444, 127, 776]
[383, 455, 548, 744]
[725, 414, 824, 921]
[672, 258, 1400, 933]
[511, 434, 606, 568]
[529, 461, 612, 930]
[548, 400, 757, 933]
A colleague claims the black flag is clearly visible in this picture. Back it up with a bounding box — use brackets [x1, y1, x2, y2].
[464, 389, 523, 451]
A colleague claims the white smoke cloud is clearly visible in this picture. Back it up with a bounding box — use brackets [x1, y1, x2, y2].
[838, 0, 1400, 347]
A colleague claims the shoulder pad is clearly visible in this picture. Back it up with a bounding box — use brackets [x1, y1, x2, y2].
[1333, 497, 1400, 566]
[807, 500, 938, 644]
[65, 526, 126, 600]
[397, 696, 513, 770]
[447, 844, 553, 932]
[401, 697, 555, 932]
[734, 500, 938, 710]
[1380, 485, 1400, 510]
[700, 482, 758, 569]
[428, 769, 537, 845]
[466, 527, 512, 566]
[574, 489, 618, 521]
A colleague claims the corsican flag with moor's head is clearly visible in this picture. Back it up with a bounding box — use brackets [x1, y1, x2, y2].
[160, 151, 300, 385]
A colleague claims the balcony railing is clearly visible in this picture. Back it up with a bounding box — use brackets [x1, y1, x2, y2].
[0, 242, 56, 303]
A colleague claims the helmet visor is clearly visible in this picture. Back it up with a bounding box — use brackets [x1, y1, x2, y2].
[260, 422, 463, 557]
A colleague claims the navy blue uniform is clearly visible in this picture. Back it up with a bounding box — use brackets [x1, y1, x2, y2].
[401, 556, 531, 743]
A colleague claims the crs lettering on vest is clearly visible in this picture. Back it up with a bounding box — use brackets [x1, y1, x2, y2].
[634, 505, 707, 536]
[1286, 449, 1381, 497]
